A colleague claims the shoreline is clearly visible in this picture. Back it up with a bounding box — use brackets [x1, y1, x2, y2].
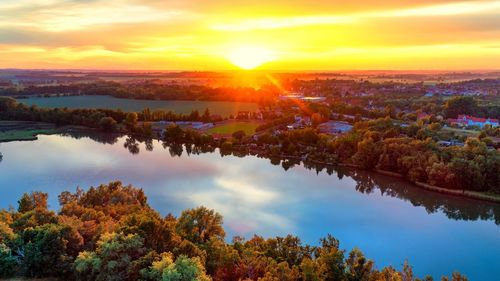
[2, 123, 499, 204]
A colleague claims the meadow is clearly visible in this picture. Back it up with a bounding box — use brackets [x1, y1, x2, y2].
[207, 120, 262, 135]
[17, 95, 258, 116]
[0, 121, 56, 142]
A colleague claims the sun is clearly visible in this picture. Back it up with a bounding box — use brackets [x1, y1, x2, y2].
[227, 46, 276, 70]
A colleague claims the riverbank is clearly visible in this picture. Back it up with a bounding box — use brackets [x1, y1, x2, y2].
[0, 121, 57, 142]
[308, 160, 500, 203]
[0, 121, 91, 142]
[2, 122, 499, 204]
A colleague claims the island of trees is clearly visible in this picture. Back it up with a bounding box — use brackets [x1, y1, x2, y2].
[0, 181, 468, 281]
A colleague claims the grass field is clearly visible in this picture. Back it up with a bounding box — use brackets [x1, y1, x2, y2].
[0, 129, 56, 142]
[207, 121, 261, 135]
[17, 95, 258, 117]
[0, 121, 57, 142]
[440, 127, 479, 138]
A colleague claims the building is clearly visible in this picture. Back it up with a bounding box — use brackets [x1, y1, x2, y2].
[448, 115, 499, 128]
[318, 121, 353, 134]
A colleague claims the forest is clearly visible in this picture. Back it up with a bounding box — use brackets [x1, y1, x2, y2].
[0, 181, 468, 281]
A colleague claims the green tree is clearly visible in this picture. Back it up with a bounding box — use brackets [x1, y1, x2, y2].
[444, 96, 477, 118]
[20, 223, 82, 277]
[125, 112, 139, 130]
[17, 191, 48, 213]
[74, 232, 147, 281]
[141, 253, 211, 281]
[232, 130, 246, 141]
[202, 108, 211, 122]
[0, 243, 18, 278]
[99, 116, 117, 132]
[352, 136, 381, 169]
[176, 207, 225, 245]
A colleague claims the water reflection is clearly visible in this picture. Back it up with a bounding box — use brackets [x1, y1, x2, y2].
[45, 130, 499, 226]
[1, 132, 499, 280]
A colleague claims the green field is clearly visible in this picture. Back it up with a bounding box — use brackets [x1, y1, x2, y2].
[440, 127, 479, 138]
[0, 129, 56, 142]
[0, 121, 57, 142]
[207, 121, 261, 135]
[17, 95, 258, 117]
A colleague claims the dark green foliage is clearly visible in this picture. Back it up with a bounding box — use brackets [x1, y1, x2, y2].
[20, 223, 82, 277]
[444, 96, 478, 118]
[0, 243, 18, 277]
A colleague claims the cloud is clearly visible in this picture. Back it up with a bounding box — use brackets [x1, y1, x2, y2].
[211, 1, 500, 32]
[0, 0, 194, 32]
[0, 0, 499, 69]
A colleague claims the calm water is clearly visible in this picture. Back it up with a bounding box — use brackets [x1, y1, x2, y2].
[0, 134, 499, 280]
[17, 95, 258, 116]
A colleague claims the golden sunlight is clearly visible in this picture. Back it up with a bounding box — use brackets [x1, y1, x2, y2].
[226, 46, 276, 70]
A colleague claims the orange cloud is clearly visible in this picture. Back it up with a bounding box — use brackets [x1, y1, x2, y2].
[0, 0, 499, 70]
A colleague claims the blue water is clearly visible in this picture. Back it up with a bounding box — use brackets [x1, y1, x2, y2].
[0, 134, 498, 280]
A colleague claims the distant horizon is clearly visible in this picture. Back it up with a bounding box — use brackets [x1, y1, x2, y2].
[2, 68, 500, 73]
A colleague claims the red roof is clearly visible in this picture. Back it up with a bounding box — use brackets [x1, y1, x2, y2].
[457, 115, 499, 123]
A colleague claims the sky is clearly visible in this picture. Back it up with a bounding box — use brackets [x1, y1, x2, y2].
[1, 0, 500, 70]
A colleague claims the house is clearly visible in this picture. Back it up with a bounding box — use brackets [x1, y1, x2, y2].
[448, 115, 499, 128]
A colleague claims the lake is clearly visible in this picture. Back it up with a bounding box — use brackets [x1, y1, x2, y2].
[0, 133, 499, 280]
[16, 95, 258, 116]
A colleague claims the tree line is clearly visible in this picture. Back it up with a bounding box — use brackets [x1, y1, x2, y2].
[1, 81, 278, 105]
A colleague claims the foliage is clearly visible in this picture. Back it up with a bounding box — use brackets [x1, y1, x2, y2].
[0, 182, 470, 280]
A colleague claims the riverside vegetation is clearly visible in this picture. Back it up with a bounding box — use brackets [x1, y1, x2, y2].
[1, 96, 499, 197]
[0, 181, 469, 281]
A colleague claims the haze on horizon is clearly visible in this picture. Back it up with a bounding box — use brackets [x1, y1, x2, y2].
[1, 0, 500, 71]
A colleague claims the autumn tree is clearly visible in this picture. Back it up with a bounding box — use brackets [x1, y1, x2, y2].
[176, 207, 225, 245]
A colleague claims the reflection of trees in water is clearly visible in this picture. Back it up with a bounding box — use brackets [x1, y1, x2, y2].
[345, 169, 500, 225]
[263, 157, 500, 225]
[123, 137, 140, 155]
[46, 133, 500, 225]
[61, 130, 122, 145]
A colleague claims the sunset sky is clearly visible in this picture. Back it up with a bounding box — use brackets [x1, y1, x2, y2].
[1, 0, 500, 70]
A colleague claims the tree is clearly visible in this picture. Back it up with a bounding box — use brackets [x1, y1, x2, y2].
[315, 235, 345, 281]
[20, 224, 82, 278]
[164, 124, 183, 140]
[99, 116, 117, 132]
[125, 112, 139, 130]
[232, 130, 246, 141]
[311, 113, 324, 128]
[176, 207, 225, 244]
[0, 243, 18, 278]
[141, 253, 211, 281]
[202, 108, 211, 122]
[352, 136, 381, 169]
[444, 96, 477, 118]
[17, 192, 48, 213]
[74, 232, 147, 281]
[0, 97, 16, 111]
[345, 248, 374, 281]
